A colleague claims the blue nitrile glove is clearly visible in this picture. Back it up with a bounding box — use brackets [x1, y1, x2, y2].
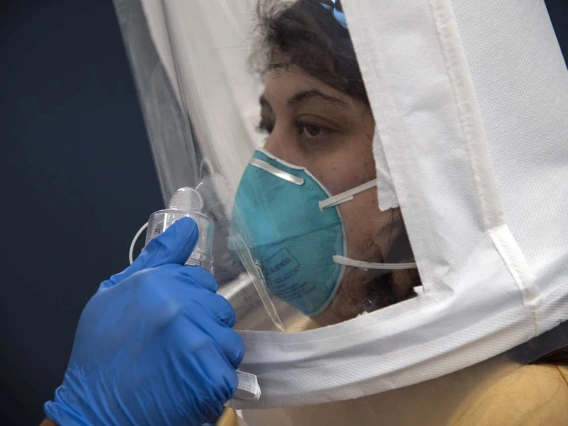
[44, 217, 244, 426]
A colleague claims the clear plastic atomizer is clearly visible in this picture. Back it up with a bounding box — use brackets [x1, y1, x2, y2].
[145, 187, 215, 273]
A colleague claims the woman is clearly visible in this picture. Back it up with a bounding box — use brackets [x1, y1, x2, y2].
[42, 1, 568, 425]
[229, 1, 568, 424]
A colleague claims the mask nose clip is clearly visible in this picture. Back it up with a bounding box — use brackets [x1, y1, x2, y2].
[249, 157, 305, 185]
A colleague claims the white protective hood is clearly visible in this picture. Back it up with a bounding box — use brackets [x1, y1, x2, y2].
[114, 0, 568, 410]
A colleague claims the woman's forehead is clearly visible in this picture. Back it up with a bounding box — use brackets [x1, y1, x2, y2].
[262, 66, 353, 107]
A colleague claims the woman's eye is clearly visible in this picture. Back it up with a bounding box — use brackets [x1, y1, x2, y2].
[304, 124, 322, 137]
[299, 123, 329, 139]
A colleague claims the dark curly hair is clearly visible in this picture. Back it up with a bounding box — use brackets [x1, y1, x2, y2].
[252, 0, 368, 104]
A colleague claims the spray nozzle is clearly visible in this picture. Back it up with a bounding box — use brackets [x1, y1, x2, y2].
[142, 187, 215, 273]
[168, 187, 204, 212]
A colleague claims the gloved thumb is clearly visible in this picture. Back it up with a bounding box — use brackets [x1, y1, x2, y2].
[99, 217, 199, 290]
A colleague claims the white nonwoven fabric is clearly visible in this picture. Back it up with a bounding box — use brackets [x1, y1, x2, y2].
[229, 0, 568, 409]
[117, 0, 568, 411]
[450, 0, 568, 316]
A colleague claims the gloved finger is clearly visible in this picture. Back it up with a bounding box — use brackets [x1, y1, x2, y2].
[200, 354, 239, 422]
[196, 322, 245, 369]
[171, 267, 234, 325]
[207, 324, 245, 370]
[196, 291, 236, 327]
[99, 217, 199, 290]
[176, 266, 219, 293]
[181, 344, 239, 423]
[183, 305, 245, 369]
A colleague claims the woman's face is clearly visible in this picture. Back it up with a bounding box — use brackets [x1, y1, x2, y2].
[260, 66, 404, 322]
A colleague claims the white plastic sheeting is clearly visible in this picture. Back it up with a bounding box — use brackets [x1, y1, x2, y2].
[116, 0, 264, 201]
[158, 0, 266, 193]
[231, 0, 568, 409]
[114, 0, 568, 412]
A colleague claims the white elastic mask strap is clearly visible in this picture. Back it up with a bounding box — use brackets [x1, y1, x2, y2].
[333, 255, 417, 270]
[319, 179, 378, 210]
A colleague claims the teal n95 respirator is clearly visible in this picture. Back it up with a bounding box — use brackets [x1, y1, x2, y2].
[231, 149, 417, 317]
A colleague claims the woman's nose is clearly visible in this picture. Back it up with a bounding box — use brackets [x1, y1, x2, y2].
[263, 125, 303, 165]
[263, 125, 285, 157]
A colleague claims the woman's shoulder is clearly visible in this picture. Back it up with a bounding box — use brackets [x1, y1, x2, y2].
[452, 364, 568, 426]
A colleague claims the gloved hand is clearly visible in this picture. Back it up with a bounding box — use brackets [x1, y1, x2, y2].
[44, 217, 244, 426]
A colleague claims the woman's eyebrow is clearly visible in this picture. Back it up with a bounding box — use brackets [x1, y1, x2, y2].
[287, 90, 349, 109]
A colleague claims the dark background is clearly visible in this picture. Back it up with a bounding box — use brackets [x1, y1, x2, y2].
[0, 1, 567, 425]
[0, 1, 163, 424]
